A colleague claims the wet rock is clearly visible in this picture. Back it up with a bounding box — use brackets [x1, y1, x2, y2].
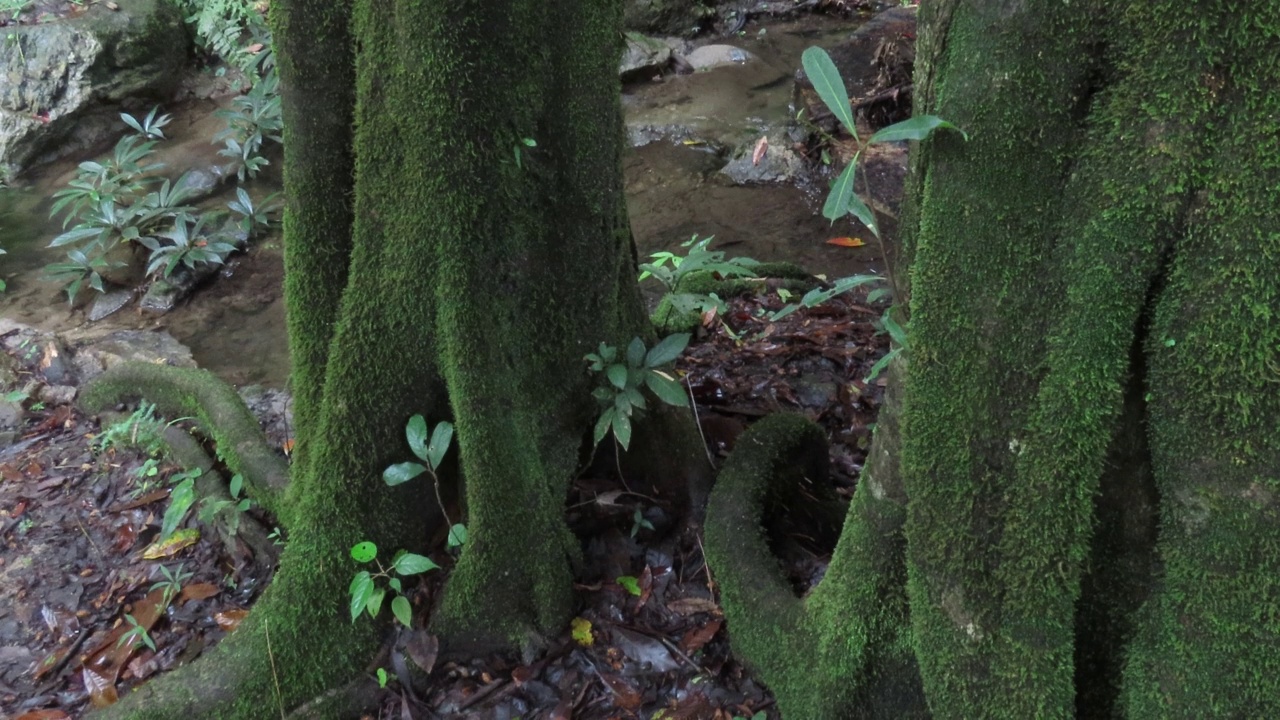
[0, 352, 18, 389]
[35, 338, 75, 385]
[72, 329, 196, 382]
[88, 288, 135, 322]
[683, 44, 756, 71]
[624, 0, 719, 36]
[37, 384, 78, 406]
[619, 32, 672, 82]
[0, 396, 25, 449]
[718, 137, 806, 184]
[238, 385, 293, 447]
[794, 374, 838, 409]
[0, 0, 190, 183]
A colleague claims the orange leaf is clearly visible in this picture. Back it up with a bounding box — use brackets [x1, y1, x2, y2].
[826, 237, 866, 247]
[214, 608, 250, 631]
[751, 136, 769, 166]
[15, 710, 72, 719]
[179, 582, 220, 603]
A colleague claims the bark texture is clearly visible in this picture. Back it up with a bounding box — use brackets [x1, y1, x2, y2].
[89, 0, 692, 716]
[705, 1, 1280, 717]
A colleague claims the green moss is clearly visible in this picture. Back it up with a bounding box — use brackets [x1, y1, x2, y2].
[80, 363, 291, 521]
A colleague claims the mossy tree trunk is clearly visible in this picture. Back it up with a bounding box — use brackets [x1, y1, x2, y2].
[706, 1, 1280, 717]
[89, 1, 707, 717]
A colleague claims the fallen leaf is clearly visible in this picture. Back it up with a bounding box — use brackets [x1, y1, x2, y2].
[571, 617, 594, 646]
[595, 489, 623, 507]
[214, 608, 249, 631]
[141, 528, 199, 559]
[679, 618, 723, 654]
[281, 438, 294, 456]
[246, 43, 264, 53]
[751, 136, 768, 166]
[666, 597, 721, 616]
[403, 628, 438, 674]
[178, 583, 220, 603]
[826, 237, 866, 247]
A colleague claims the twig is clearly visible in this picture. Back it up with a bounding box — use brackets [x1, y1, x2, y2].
[265, 619, 286, 720]
[685, 375, 716, 468]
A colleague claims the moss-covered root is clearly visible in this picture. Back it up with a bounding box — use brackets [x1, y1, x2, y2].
[91, 526, 383, 720]
[79, 362, 290, 520]
[705, 414, 859, 719]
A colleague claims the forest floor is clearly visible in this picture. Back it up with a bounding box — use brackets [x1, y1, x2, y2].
[1, 287, 888, 719]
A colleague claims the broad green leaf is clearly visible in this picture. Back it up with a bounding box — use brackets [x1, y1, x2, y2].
[391, 595, 412, 627]
[801, 47, 856, 136]
[865, 346, 901, 384]
[405, 414, 429, 461]
[392, 552, 440, 575]
[351, 541, 378, 563]
[447, 523, 468, 548]
[594, 408, 615, 446]
[645, 372, 689, 407]
[160, 478, 196, 540]
[349, 571, 374, 621]
[822, 160, 858, 222]
[383, 461, 427, 486]
[607, 364, 628, 390]
[624, 386, 646, 411]
[388, 577, 402, 592]
[626, 337, 646, 367]
[847, 188, 880, 239]
[869, 115, 968, 144]
[426, 421, 454, 471]
[617, 575, 642, 597]
[613, 411, 632, 450]
[229, 473, 243, 498]
[881, 312, 908, 347]
[769, 303, 801, 321]
[366, 586, 386, 618]
[645, 333, 691, 368]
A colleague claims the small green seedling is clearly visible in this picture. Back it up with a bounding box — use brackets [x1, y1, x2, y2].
[585, 334, 691, 450]
[639, 234, 759, 317]
[197, 472, 253, 538]
[630, 508, 654, 539]
[150, 563, 193, 607]
[384, 415, 467, 550]
[159, 467, 203, 541]
[376, 667, 392, 688]
[349, 541, 438, 627]
[118, 614, 156, 652]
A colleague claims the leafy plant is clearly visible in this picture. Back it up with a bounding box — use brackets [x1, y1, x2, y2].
[629, 508, 654, 538]
[198, 472, 253, 537]
[214, 71, 282, 181]
[800, 46, 965, 380]
[348, 541, 438, 627]
[160, 467, 203, 541]
[94, 401, 173, 457]
[118, 614, 156, 652]
[584, 334, 691, 450]
[768, 273, 885, 321]
[121, 106, 173, 140]
[639, 234, 760, 316]
[227, 187, 280, 238]
[150, 563, 194, 607]
[144, 214, 238, 279]
[383, 414, 467, 551]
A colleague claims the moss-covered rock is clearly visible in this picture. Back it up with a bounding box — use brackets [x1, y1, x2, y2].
[0, 0, 188, 182]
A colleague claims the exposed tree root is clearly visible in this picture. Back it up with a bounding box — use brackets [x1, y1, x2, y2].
[705, 361, 924, 719]
[80, 363, 291, 520]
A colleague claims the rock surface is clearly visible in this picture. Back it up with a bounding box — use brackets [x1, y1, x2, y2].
[0, 0, 189, 183]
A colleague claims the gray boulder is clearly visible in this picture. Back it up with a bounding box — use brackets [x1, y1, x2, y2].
[0, 0, 189, 183]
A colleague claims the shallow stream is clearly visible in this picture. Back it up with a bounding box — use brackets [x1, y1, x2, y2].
[0, 14, 885, 389]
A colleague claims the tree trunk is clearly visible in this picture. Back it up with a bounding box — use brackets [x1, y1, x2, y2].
[87, 1, 707, 716]
[706, 1, 1280, 717]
